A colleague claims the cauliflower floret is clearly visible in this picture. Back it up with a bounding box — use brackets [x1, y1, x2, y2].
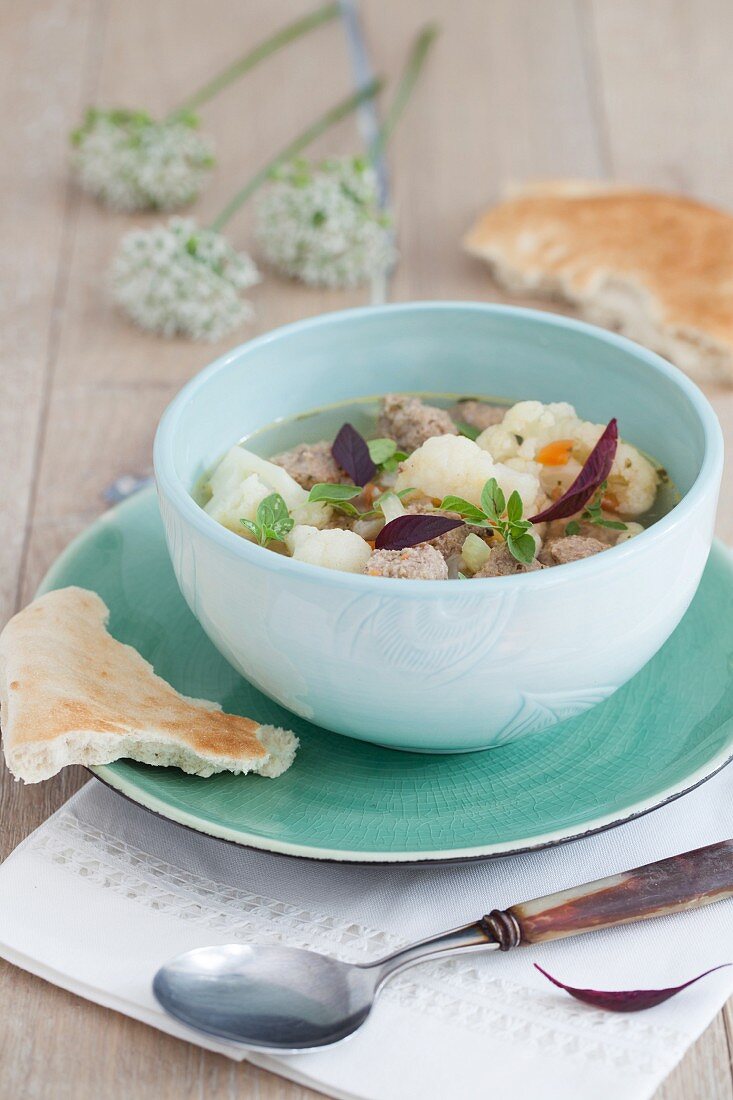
[394, 434, 540, 513]
[479, 401, 659, 517]
[572, 424, 658, 516]
[205, 445, 332, 533]
[539, 456, 583, 500]
[478, 400, 578, 460]
[205, 472, 271, 534]
[285, 525, 372, 573]
[505, 455, 541, 479]
[476, 423, 518, 462]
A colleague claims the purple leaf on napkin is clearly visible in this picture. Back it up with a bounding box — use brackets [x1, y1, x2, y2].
[331, 423, 377, 486]
[534, 963, 730, 1012]
[529, 418, 618, 524]
[375, 514, 464, 551]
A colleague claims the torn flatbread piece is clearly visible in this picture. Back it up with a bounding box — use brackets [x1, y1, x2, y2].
[464, 181, 733, 384]
[0, 586, 298, 783]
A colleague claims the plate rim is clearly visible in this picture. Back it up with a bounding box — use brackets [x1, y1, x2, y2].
[39, 487, 733, 865]
[89, 746, 733, 864]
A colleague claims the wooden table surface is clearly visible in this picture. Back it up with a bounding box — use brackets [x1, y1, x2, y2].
[2, 1, 733, 1096]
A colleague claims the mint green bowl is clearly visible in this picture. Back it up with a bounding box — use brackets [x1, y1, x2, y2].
[154, 303, 723, 753]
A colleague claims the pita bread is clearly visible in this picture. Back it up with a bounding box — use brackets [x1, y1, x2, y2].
[0, 586, 298, 783]
[463, 181, 733, 384]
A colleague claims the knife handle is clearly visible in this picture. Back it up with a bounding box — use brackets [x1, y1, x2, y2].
[481, 840, 733, 949]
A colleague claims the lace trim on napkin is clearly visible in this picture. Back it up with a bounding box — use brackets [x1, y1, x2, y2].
[32, 813, 690, 1074]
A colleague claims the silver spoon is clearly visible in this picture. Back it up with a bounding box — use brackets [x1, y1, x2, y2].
[154, 839, 733, 1051]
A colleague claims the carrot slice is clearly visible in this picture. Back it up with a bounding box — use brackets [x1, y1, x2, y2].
[536, 439, 575, 466]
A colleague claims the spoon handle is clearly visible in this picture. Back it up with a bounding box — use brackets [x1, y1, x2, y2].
[482, 839, 733, 949]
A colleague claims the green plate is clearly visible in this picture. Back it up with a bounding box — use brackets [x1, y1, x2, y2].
[39, 487, 733, 863]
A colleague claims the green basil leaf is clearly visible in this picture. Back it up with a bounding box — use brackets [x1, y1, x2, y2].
[333, 501, 364, 518]
[456, 421, 480, 441]
[506, 532, 536, 564]
[308, 483, 363, 503]
[381, 450, 408, 473]
[481, 478, 505, 519]
[257, 492, 290, 528]
[439, 496, 488, 524]
[564, 520, 581, 536]
[594, 519, 628, 530]
[368, 438, 397, 465]
[271, 513, 295, 540]
[239, 518, 259, 539]
[506, 490, 523, 524]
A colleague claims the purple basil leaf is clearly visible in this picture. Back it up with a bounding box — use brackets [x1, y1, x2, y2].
[534, 963, 730, 1013]
[529, 418, 619, 524]
[331, 423, 377, 486]
[375, 514, 464, 551]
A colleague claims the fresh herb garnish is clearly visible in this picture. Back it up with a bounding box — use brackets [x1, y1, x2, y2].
[564, 481, 628, 536]
[367, 437, 408, 472]
[307, 481, 364, 517]
[440, 478, 536, 564]
[455, 420, 480, 441]
[375, 513, 464, 551]
[240, 493, 294, 545]
[534, 964, 730, 1013]
[581, 481, 628, 530]
[331, 422, 377, 485]
[306, 483, 417, 522]
[440, 496, 487, 525]
[530, 419, 619, 524]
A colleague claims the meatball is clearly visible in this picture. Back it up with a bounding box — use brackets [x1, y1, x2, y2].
[451, 400, 506, 432]
[405, 500, 491, 560]
[546, 518, 619, 547]
[377, 394, 458, 453]
[473, 544, 545, 578]
[272, 441, 341, 490]
[540, 535, 606, 565]
[364, 544, 449, 580]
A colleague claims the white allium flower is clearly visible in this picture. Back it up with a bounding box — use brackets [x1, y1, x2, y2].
[112, 217, 260, 341]
[71, 109, 215, 212]
[255, 155, 397, 287]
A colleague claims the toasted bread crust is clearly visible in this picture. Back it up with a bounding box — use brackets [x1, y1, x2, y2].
[464, 183, 733, 382]
[0, 587, 297, 782]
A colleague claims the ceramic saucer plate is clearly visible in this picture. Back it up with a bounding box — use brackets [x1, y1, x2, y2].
[38, 487, 733, 864]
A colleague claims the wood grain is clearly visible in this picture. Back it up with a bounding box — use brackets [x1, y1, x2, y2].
[1, 1, 732, 1097]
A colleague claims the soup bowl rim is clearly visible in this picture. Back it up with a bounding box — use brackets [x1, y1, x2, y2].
[153, 301, 723, 598]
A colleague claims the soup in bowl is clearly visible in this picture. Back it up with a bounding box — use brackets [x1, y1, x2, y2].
[154, 303, 723, 752]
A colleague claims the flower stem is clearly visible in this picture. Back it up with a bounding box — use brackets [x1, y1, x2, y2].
[168, 2, 340, 120]
[208, 78, 383, 233]
[371, 24, 438, 160]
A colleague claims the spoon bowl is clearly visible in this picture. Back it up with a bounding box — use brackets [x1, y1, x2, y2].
[153, 943, 378, 1050]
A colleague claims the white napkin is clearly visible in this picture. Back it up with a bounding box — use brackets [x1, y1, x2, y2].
[1, 770, 732, 1100]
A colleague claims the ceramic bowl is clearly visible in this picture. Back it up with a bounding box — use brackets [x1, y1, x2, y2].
[154, 303, 723, 752]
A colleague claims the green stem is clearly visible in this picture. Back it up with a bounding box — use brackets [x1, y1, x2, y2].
[208, 78, 383, 232]
[371, 24, 438, 160]
[168, 2, 340, 120]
